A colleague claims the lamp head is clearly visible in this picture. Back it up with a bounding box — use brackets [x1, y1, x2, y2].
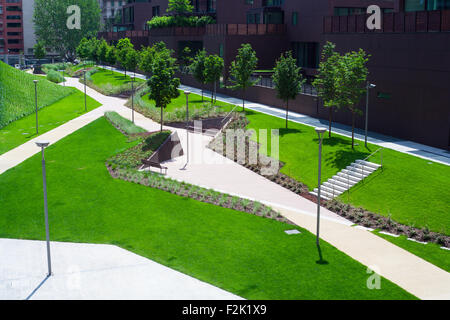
[315, 127, 327, 135]
[35, 141, 50, 148]
[33, 80, 38, 84]
[184, 91, 191, 96]
[367, 83, 376, 89]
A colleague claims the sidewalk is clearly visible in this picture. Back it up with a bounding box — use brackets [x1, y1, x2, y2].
[102, 65, 450, 166]
[1, 74, 449, 300]
[0, 238, 242, 300]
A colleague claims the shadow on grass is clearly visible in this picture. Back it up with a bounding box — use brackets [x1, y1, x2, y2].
[316, 244, 329, 265]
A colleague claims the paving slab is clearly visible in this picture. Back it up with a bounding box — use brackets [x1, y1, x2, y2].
[0, 238, 242, 300]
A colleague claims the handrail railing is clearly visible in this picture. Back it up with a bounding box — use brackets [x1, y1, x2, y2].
[346, 147, 383, 195]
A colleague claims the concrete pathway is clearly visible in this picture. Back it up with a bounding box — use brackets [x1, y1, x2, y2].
[102, 65, 450, 166]
[0, 238, 242, 300]
[1, 74, 449, 300]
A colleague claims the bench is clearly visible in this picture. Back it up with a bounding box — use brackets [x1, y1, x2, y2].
[141, 159, 168, 175]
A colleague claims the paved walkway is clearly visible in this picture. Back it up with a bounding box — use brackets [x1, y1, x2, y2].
[0, 238, 242, 300]
[102, 65, 450, 166]
[1, 74, 449, 300]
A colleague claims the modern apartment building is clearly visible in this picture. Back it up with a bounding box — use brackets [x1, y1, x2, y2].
[91, 1, 450, 149]
[98, 0, 126, 31]
[0, 0, 24, 64]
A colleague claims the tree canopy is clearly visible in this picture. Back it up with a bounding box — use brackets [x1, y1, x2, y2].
[33, 0, 100, 60]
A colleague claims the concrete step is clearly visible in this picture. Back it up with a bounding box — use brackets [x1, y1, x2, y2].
[346, 165, 375, 176]
[323, 181, 347, 193]
[350, 163, 376, 172]
[309, 191, 331, 201]
[337, 172, 361, 183]
[328, 177, 351, 189]
[321, 185, 344, 196]
[356, 159, 381, 169]
[341, 169, 368, 180]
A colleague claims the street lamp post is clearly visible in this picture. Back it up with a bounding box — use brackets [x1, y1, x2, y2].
[36, 141, 52, 277]
[62, 60, 65, 87]
[315, 127, 327, 247]
[33, 80, 38, 134]
[131, 76, 135, 123]
[83, 71, 87, 112]
[365, 82, 376, 147]
[183, 91, 191, 169]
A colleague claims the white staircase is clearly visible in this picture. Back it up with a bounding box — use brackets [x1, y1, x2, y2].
[310, 160, 382, 200]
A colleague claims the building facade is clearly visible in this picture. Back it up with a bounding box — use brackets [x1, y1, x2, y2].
[0, 0, 24, 64]
[99, 1, 450, 150]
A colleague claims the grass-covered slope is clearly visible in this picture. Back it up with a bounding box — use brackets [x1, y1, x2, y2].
[0, 117, 415, 300]
[0, 60, 74, 128]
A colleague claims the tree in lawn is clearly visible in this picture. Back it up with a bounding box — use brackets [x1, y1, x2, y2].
[190, 49, 208, 102]
[312, 42, 341, 138]
[335, 49, 370, 149]
[124, 48, 141, 78]
[205, 54, 224, 103]
[148, 49, 181, 131]
[97, 40, 109, 68]
[105, 45, 117, 74]
[272, 51, 305, 129]
[33, 0, 100, 61]
[116, 38, 134, 77]
[33, 41, 47, 74]
[229, 43, 259, 111]
[76, 37, 90, 62]
[139, 42, 167, 79]
[87, 38, 101, 65]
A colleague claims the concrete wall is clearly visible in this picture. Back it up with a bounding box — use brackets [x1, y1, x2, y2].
[22, 0, 36, 55]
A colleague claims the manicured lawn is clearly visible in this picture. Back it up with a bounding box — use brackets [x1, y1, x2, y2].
[0, 60, 75, 128]
[141, 89, 239, 113]
[0, 117, 415, 300]
[245, 110, 450, 234]
[374, 231, 449, 272]
[0, 90, 101, 155]
[90, 67, 144, 87]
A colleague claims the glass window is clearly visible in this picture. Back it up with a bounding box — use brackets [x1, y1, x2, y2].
[427, 0, 450, 10]
[292, 12, 298, 26]
[405, 0, 426, 11]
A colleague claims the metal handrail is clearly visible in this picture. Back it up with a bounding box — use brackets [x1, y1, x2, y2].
[346, 147, 384, 193]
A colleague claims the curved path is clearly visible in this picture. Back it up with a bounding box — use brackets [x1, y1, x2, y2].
[0, 75, 449, 300]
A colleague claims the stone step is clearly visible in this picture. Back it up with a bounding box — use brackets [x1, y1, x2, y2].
[319, 185, 344, 196]
[328, 177, 351, 189]
[341, 169, 368, 180]
[356, 159, 381, 169]
[346, 165, 375, 176]
[337, 172, 361, 183]
[309, 191, 331, 201]
[350, 163, 376, 172]
[323, 181, 347, 193]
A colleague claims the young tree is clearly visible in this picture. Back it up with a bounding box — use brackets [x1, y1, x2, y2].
[167, 0, 193, 14]
[87, 38, 101, 65]
[272, 51, 305, 129]
[33, 0, 100, 61]
[148, 49, 181, 131]
[312, 42, 341, 137]
[116, 38, 134, 77]
[97, 39, 109, 67]
[139, 46, 156, 78]
[76, 37, 90, 62]
[179, 46, 193, 74]
[33, 41, 47, 74]
[190, 49, 208, 101]
[204, 54, 224, 103]
[229, 43, 259, 111]
[124, 48, 141, 77]
[335, 49, 370, 149]
[105, 45, 117, 74]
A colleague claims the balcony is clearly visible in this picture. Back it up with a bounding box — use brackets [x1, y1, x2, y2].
[324, 10, 450, 33]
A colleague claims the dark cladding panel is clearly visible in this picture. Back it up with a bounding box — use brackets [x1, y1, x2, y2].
[339, 16, 348, 32]
[384, 12, 394, 32]
[332, 16, 340, 32]
[416, 11, 428, 32]
[442, 10, 450, 31]
[348, 15, 356, 33]
[428, 10, 441, 32]
[324, 16, 332, 33]
[405, 12, 416, 32]
[394, 12, 405, 32]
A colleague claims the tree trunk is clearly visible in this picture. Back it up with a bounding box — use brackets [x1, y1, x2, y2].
[214, 80, 217, 103]
[201, 84, 204, 102]
[211, 85, 214, 103]
[285, 100, 289, 129]
[351, 110, 355, 149]
[328, 106, 333, 138]
[160, 106, 164, 132]
[242, 89, 245, 112]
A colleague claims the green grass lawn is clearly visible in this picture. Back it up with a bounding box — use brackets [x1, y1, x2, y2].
[0, 117, 415, 300]
[245, 110, 450, 234]
[90, 68, 145, 87]
[0, 60, 75, 128]
[374, 231, 449, 272]
[0, 90, 101, 155]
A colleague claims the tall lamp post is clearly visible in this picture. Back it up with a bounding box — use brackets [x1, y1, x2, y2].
[33, 80, 38, 134]
[62, 59, 65, 87]
[182, 91, 191, 170]
[315, 127, 327, 247]
[36, 141, 52, 277]
[83, 71, 87, 112]
[365, 82, 376, 147]
[131, 75, 135, 123]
